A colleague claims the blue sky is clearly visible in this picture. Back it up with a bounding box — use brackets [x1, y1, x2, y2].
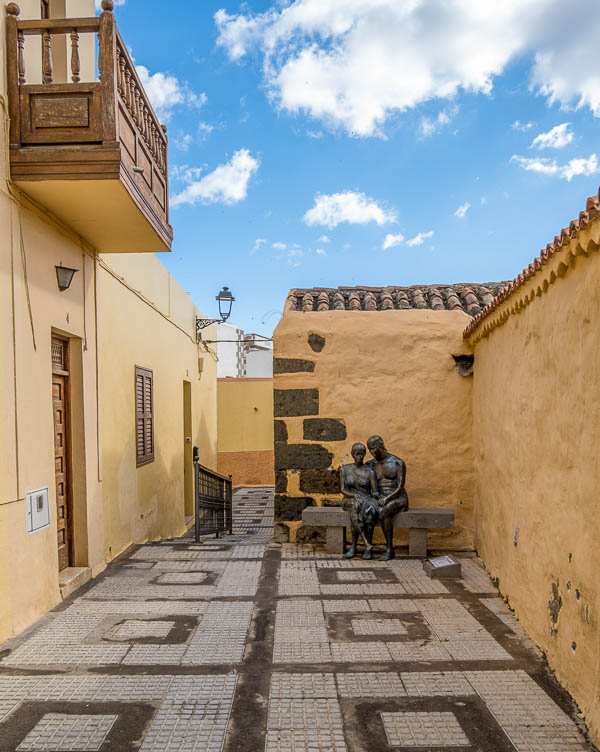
[113, 0, 600, 335]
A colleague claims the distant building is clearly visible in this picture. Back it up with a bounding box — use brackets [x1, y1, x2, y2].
[215, 323, 246, 377]
[244, 333, 274, 377]
[216, 325, 273, 378]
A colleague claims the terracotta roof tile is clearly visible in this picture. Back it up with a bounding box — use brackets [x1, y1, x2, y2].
[463, 188, 600, 338]
[288, 283, 508, 315]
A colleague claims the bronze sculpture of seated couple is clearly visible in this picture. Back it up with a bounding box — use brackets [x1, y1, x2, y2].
[340, 435, 408, 561]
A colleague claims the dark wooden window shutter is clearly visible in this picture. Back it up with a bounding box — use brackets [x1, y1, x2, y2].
[135, 366, 154, 466]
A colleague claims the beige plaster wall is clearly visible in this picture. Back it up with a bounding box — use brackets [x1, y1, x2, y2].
[0, 183, 103, 642]
[98, 254, 217, 561]
[468, 223, 600, 743]
[274, 309, 475, 548]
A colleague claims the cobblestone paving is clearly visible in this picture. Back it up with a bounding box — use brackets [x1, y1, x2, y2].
[0, 488, 596, 752]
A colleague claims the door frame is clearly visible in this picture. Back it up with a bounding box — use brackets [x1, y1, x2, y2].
[51, 335, 74, 571]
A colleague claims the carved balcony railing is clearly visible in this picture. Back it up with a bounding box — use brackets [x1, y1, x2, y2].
[5, 0, 172, 253]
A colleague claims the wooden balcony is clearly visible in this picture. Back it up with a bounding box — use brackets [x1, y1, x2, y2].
[5, 1, 172, 253]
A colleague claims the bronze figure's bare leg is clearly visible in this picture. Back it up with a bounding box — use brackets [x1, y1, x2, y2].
[344, 525, 360, 558]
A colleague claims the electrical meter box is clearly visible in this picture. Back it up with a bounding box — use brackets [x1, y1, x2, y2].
[26, 487, 50, 534]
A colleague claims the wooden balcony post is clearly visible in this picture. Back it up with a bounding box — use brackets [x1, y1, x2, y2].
[6, 3, 21, 148]
[98, 0, 118, 145]
[161, 124, 168, 220]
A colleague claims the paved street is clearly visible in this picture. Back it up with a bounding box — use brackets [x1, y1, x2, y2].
[0, 488, 594, 751]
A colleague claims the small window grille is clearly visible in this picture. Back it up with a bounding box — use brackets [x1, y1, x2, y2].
[52, 339, 66, 370]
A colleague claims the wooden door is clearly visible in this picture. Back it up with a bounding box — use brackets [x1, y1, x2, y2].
[52, 338, 72, 571]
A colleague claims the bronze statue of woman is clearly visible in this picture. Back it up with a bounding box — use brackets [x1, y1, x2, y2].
[340, 443, 380, 559]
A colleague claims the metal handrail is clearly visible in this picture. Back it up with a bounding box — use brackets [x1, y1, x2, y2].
[193, 446, 232, 542]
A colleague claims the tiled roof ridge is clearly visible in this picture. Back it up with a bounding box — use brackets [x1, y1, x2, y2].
[463, 189, 600, 338]
[288, 282, 508, 317]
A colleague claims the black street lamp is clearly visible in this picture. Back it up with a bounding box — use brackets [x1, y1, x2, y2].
[196, 286, 235, 341]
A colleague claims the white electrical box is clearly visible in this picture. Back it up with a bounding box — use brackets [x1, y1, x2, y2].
[26, 487, 50, 534]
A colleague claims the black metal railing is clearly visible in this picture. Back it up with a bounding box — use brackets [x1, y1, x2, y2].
[193, 446, 232, 541]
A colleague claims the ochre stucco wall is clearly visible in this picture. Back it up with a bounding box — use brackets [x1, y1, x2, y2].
[98, 254, 217, 562]
[0, 195, 103, 642]
[273, 309, 475, 547]
[217, 378, 274, 486]
[468, 222, 600, 744]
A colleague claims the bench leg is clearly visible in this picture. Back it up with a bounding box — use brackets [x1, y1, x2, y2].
[326, 526, 345, 554]
[409, 528, 427, 558]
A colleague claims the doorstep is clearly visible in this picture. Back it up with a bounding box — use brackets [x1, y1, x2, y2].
[58, 567, 91, 599]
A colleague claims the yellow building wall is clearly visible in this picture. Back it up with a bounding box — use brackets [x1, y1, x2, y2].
[217, 378, 274, 487]
[273, 309, 475, 546]
[468, 223, 600, 744]
[0, 153, 104, 642]
[98, 254, 217, 561]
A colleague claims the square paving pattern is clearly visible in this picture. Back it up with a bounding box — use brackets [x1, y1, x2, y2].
[17, 713, 118, 751]
[0, 488, 593, 752]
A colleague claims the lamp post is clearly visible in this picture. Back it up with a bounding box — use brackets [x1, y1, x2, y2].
[196, 286, 235, 341]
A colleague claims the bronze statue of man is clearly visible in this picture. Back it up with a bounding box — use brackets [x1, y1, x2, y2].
[367, 435, 408, 561]
[340, 443, 380, 559]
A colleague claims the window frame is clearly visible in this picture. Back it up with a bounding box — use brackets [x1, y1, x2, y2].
[135, 366, 155, 467]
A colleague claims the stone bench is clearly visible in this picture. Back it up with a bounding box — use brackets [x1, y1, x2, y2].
[301, 506, 454, 557]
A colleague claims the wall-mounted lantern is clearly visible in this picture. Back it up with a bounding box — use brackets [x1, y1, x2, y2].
[55, 265, 78, 292]
[196, 286, 235, 341]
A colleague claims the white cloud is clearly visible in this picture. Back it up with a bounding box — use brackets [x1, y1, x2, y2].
[530, 123, 573, 149]
[406, 230, 434, 246]
[382, 233, 404, 250]
[215, 1, 600, 137]
[420, 106, 459, 138]
[511, 120, 535, 132]
[136, 65, 206, 122]
[174, 133, 193, 152]
[276, 248, 304, 267]
[171, 149, 260, 207]
[480, 196, 488, 205]
[272, 241, 287, 249]
[454, 202, 471, 218]
[303, 191, 396, 229]
[315, 248, 327, 256]
[511, 153, 598, 180]
[318, 234, 331, 243]
[198, 122, 214, 140]
[560, 154, 598, 180]
[170, 164, 203, 183]
[250, 238, 266, 255]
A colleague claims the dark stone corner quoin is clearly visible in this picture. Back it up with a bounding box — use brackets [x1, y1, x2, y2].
[274, 388, 319, 417]
[273, 358, 316, 374]
[300, 468, 341, 494]
[273, 420, 288, 443]
[274, 494, 315, 522]
[274, 443, 333, 471]
[303, 418, 347, 442]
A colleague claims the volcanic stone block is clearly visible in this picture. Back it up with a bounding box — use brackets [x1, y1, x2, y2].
[299, 468, 341, 494]
[296, 525, 325, 544]
[274, 443, 333, 471]
[303, 418, 347, 442]
[274, 389, 319, 417]
[274, 420, 288, 443]
[273, 523, 290, 543]
[273, 358, 316, 374]
[308, 333, 326, 352]
[275, 494, 315, 522]
[275, 470, 287, 493]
